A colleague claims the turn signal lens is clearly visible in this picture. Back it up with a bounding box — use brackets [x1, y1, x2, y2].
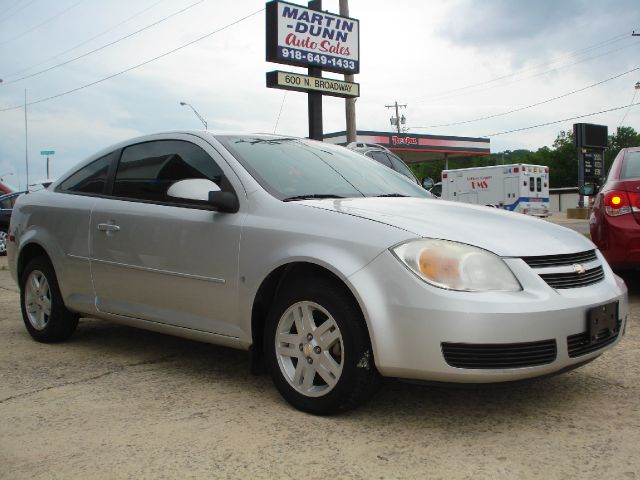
[392, 239, 521, 292]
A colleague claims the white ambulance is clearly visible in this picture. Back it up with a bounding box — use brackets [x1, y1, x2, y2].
[440, 164, 550, 217]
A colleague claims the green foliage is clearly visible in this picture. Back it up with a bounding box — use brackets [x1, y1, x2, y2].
[409, 126, 639, 188]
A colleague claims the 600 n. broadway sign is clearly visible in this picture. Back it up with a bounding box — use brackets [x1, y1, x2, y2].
[266, 0, 360, 74]
[267, 70, 359, 98]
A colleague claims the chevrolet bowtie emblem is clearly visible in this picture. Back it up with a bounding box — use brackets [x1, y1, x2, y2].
[573, 264, 586, 274]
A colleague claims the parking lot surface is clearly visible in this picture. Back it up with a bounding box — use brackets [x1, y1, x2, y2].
[1, 255, 638, 479]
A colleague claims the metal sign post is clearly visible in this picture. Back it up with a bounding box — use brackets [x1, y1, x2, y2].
[40, 150, 55, 179]
[307, 0, 323, 140]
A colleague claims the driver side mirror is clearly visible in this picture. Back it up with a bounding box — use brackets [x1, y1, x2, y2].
[421, 177, 434, 190]
[167, 178, 239, 213]
[579, 183, 597, 196]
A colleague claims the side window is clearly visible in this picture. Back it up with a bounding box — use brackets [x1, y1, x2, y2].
[620, 151, 640, 179]
[58, 152, 115, 194]
[368, 151, 392, 167]
[529, 177, 534, 192]
[536, 177, 542, 192]
[113, 140, 223, 204]
[0, 197, 10, 209]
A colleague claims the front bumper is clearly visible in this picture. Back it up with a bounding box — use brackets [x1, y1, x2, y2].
[348, 250, 629, 383]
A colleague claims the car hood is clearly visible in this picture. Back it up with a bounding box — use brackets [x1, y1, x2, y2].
[300, 197, 593, 257]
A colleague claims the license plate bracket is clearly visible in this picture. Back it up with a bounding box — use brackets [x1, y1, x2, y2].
[588, 301, 618, 345]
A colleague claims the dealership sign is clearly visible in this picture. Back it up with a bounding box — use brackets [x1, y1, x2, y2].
[266, 0, 360, 75]
[266, 70, 359, 98]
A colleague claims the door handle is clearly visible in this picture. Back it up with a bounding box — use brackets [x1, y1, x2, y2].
[97, 223, 120, 232]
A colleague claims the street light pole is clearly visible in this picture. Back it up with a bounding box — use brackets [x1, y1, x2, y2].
[179, 101, 208, 129]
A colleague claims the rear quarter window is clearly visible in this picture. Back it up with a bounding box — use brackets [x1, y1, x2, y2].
[58, 152, 117, 194]
[620, 151, 640, 179]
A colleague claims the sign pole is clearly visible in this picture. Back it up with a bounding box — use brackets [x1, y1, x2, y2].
[339, 0, 356, 143]
[40, 150, 55, 179]
[307, 0, 323, 141]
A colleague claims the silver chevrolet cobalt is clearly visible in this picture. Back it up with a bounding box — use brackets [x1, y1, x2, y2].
[7, 132, 629, 414]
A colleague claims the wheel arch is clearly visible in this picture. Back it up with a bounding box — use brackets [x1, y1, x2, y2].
[17, 242, 52, 281]
[249, 261, 372, 372]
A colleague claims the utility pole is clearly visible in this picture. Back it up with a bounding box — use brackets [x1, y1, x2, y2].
[385, 101, 407, 134]
[339, 0, 356, 143]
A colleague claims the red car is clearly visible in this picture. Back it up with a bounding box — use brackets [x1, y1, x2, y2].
[589, 146, 640, 270]
[0, 181, 14, 195]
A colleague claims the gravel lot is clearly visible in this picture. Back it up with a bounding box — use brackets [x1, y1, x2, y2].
[0, 255, 638, 479]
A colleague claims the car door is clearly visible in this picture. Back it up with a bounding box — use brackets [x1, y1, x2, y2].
[89, 135, 245, 337]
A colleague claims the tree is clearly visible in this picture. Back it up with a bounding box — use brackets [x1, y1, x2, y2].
[409, 126, 639, 188]
[606, 126, 640, 167]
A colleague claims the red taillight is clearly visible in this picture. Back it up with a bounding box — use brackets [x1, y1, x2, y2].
[513, 167, 519, 173]
[604, 190, 637, 216]
[442, 173, 448, 179]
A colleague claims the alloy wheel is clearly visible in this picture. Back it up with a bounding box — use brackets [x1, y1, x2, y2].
[24, 270, 52, 331]
[275, 301, 344, 398]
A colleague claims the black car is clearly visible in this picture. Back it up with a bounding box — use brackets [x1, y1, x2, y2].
[0, 191, 24, 256]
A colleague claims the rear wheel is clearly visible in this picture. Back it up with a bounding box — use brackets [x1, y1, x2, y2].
[265, 276, 379, 415]
[0, 228, 7, 256]
[20, 257, 79, 342]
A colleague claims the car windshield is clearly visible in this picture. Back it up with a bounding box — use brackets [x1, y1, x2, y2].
[621, 151, 640, 179]
[217, 136, 429, 200]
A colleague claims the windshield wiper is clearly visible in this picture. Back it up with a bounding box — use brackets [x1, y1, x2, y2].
[374, 193, 408, 197]
[282, 194, 346, 202]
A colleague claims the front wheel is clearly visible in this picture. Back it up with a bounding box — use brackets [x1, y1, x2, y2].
[265, 276, 379, 415]
[20, 256, 79, 342]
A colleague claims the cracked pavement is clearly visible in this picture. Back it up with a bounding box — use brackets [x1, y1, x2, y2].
[0, 256, 638, 479]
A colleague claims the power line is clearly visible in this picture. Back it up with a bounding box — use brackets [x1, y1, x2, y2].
[0, 8, 264, 112]
[416, 40, 638, 105]
[412, 32, 631, 104]
[273, 91, 287, 134]
[0, 0, 38, 25]
[0, 0, 87, 47]
[0, 0, 204, 86]
[4, 0, 167, 79]
[483, 102, 640, 137]
[412, 67, 639, 129]
[618, 87, 639, 128]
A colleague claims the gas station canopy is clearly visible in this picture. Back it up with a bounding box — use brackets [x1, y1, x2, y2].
[324, 130, 490, 165]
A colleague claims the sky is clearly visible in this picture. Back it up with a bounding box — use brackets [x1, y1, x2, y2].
[0, 0, 638, 189]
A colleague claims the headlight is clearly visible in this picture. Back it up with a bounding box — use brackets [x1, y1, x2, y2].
[392, 239, 521, 292]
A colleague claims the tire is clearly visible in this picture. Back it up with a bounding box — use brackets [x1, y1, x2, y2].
[265, 276, 379, 415]
[20, 256, 79, 343]
[0, 227, 7, 256]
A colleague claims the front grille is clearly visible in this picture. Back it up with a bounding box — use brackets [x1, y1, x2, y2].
[567, 321, 621, 358]
[539, 266, 604, 289]
[442, 340, 557, 369]
[521, 250, 597, 268]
